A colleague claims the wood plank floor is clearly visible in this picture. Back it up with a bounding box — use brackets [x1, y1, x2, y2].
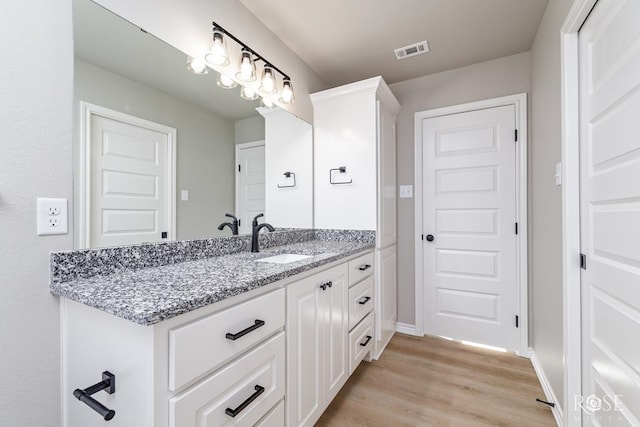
[316, 334, 556, 427]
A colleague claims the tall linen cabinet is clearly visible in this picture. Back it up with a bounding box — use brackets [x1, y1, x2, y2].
[311, 76, 400, 359]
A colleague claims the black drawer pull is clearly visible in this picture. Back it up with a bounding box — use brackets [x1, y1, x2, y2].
[225, 385, 265, 417]
[358, 264, 372, 271]
[360, 335, 372, 347]
[225, 320, 265, 341]
[358, 296, 371, 305]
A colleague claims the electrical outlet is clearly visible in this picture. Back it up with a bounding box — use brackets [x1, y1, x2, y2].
[37, 198, 68, 236]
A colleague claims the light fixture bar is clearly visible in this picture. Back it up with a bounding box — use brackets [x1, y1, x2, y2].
[211, 21, 291, 81]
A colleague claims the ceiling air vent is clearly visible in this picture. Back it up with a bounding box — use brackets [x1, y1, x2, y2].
[394, 40, 430, 60]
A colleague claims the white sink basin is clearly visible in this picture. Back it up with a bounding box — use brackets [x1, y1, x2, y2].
[257, 254, 312, 264]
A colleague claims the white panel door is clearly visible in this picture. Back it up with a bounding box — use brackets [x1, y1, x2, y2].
[579, 1, 640, 425]
[422, 105, 518, 351]
[323, 265, 349, 404]
[89, 112, 173, 247]
[236, 142, 265, 234]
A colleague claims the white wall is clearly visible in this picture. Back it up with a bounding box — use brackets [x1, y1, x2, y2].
[389, 52, 531, 326]
[0, 0, 73, 425]
[529, 0, 575, 411]
[92, 0, 328, 123]
[75, 59, 236, 241]
[234, 115, 265, 144]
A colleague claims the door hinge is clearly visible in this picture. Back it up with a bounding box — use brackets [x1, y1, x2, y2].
[238, 164, 241, 172]
[580, 253, 587, 270]
[515, 222, 518, 235]
[515, 129, 518, 142]
[515, 315, 519, 328]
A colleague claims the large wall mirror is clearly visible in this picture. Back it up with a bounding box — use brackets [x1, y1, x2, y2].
[73, 0, 313, 249]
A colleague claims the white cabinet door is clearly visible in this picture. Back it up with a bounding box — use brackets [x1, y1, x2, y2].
[376, 100, 397, 249]
[286, 263, 349, 427]
[286, 271, 324, 427]
[374, 245, 397, 358]
[322, 265, 349, 404]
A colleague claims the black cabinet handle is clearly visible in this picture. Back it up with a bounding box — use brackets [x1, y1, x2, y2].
[358, 296, 371, 305]
[225, 320, 265, 341]
[358, 264, 372, 271]
[359, 335, 372, 347]
[225, 385, 265, 417]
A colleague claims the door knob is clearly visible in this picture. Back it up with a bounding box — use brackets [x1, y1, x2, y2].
[426, 234, 435, 242]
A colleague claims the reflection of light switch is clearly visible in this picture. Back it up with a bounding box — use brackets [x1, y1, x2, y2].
[181, 190, 189, 201]
[555, 163, 562, 186]
[399, 185, 413, 198]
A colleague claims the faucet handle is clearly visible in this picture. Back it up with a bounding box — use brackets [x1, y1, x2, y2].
[225, 213, 238, 221]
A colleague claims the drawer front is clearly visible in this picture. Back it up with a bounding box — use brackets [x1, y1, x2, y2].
[255, 400, 284, 427]
[348, 252, 374, 287]
[349, 313, 373, 375]
[348, 276, 374, 330]
[170, 332, 285, 427]
[169, 289, 285, 391]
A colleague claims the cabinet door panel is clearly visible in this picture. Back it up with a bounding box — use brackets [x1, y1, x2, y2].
[324, 264, 349, 404]
[286, 272, 323, 427]
[377, 100, 397, 249]
[374, 245, 397, 358]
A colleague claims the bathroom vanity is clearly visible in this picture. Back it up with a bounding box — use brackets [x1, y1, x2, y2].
[51, 230, 375, 427]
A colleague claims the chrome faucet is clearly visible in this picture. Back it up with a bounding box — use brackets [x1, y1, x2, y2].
[251, 213, 274, 252]
[218, 213, 239, 235]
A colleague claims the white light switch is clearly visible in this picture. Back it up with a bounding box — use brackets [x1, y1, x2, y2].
[181, 190, 189, 201]
[399, 185, 413, 198]
[555, 163, 562, 186]
[37, 198, 68, 235]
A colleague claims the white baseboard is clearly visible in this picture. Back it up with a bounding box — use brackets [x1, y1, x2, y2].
[530, 349, 564, 427]
[395, 322, 421, 336]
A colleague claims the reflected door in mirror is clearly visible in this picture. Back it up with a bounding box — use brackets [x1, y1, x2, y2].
[236, 141, 265, 234]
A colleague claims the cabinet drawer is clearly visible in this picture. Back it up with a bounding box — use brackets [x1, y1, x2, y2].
[255, 400, 284, 427]
[349, 313, 373, 375]
[169, 289, 284, 391]
[348, 276, 373, 330]
[169, 332, 285, 427]
[348, 252, 374, 287]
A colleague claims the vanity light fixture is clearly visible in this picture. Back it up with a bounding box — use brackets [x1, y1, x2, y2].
[216, 73, 238, 89]
[260, 97, 275, 108]
[204, 29, 230, 66]
[186, 56, 209, 75]
[207, 21, 295, 104]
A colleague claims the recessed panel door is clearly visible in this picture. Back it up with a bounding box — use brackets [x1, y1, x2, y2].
[579, 1, 640, 425]
[422, 105, 518, 351]
[237, 142, 265, 234]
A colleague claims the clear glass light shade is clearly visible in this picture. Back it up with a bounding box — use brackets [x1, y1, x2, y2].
[236, 49, 257, 82]
[280, 78, 295, 104]
[216, 73, 237, 89]
[186, 56, 209, 75]
[260, 97, 275, 108]
[259, 66, 277, 94]
[205, 31, 230, 66]
[240, 85, 260, 101]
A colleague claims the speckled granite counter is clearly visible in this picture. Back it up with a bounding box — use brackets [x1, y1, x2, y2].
[49, 230, 374, 325]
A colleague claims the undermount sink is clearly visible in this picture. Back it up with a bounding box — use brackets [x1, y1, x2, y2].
[257, 254, 313, 264]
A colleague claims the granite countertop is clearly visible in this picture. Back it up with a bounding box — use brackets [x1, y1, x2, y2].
[50, 239, 374, 326]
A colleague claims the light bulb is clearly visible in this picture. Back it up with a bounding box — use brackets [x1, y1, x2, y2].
[205, 31, 230, 66]
[236, 49, 256, 82]
[261, 97, 275, 108]
[259, 66, 277, 94]
[186, 56, 208, 75]
[240, 85, 259, 101]
[216, 73, 237, 89]
[280, 78, 295, 104]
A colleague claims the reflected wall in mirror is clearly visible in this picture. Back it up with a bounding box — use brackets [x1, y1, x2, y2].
[73, 0, 312, 248]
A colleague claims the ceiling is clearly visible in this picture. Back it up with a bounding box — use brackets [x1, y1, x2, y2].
[74, 0, 260, 121]
[239, 0, 549, 87]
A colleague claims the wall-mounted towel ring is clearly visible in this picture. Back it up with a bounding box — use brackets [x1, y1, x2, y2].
[330, 166, 352, 185]
[277, 171, 296, 188]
